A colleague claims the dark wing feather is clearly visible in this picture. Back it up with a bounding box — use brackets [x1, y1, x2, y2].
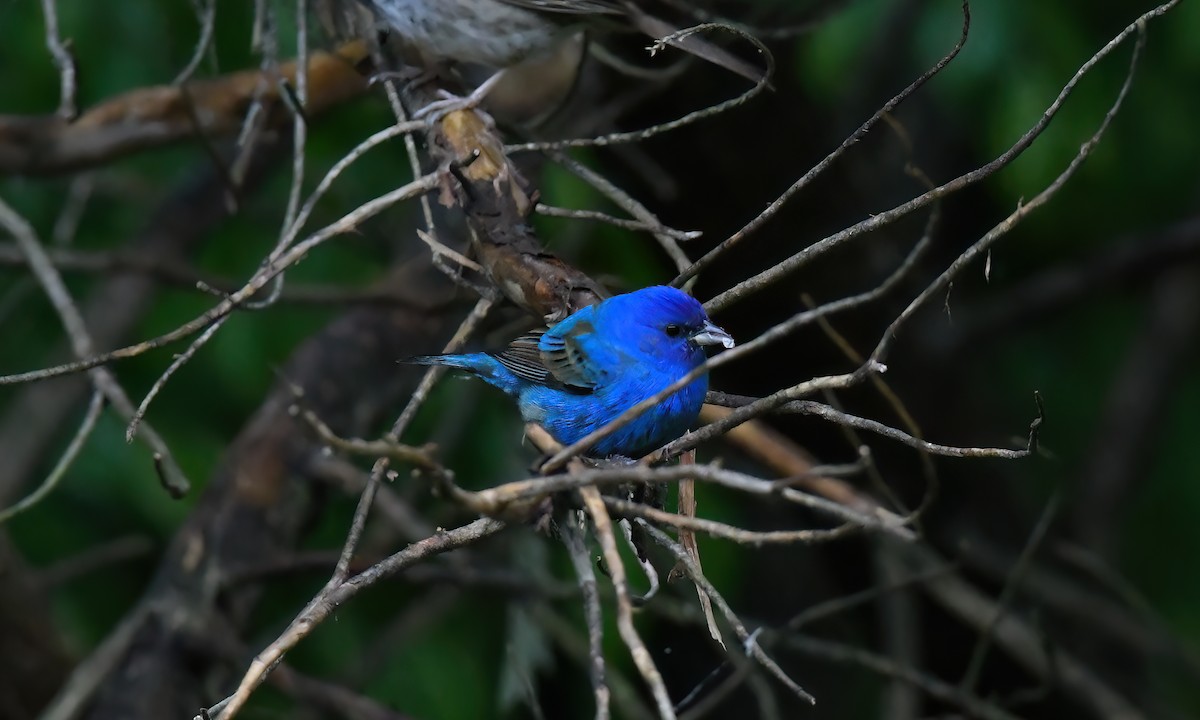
[489, 332, 553, 385]
[496, 0, 624, 15]
[490, 314, 606, 391]
[538, 318, 605, 390]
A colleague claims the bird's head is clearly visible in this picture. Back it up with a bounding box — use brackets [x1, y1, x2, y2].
[600, 286, 734, 367]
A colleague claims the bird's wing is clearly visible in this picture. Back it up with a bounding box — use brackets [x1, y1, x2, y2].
[539, 307, 623, 391]
[489, 331, 554, 385]
[489, 307, 618, 391]
[495, 0, 624, 15]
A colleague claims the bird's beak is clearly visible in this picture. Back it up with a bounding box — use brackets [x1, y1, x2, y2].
[691, 321, 735, 349]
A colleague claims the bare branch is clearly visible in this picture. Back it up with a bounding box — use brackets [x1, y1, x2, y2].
[38, 0, 77, 120]
[870, 18, 1149, 366]
[903, 541, 1146, 720]
[603, 497, 854, 546]
[704, 0, 1175, 312]
[0, 42, 369, 176]
[506, 23, 773, 154]
[447, 461, 913, 540]
[673, 0, 970, 288]
[0, 197, 190, 497]
[548, 152, 693, 274]
[0, 390, 103, 523]
[200, 517, 506, 720]
[579, 485, 676, 719]
[783, 636, 1021, 720]
[0, 171, 441, 386]
[173, 0, 217, 85]
[961, 492, 1062, 694]
[535, 203, 702, 243]
[563, 523, 612, 720]
[704, 393, 1044, 460]
[640, 522, 815, 706]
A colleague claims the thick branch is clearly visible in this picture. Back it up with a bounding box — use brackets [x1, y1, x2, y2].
[0, 42, 368, 176]
[76, 264, 452, 720]
[422, 106, 608, 320]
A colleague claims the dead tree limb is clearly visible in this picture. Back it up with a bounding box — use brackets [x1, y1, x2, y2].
[65, 264, 453, 720]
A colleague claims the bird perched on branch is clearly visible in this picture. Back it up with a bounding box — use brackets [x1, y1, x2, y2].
[405, 286, 734, 458]
[357, 0, 764, 112]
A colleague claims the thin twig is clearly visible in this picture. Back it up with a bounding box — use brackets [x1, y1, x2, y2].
[594, 219, 936, 469]
[546, 155, 694, 273]
[39, 605, 152, 720]
[0, 197, 190, 497]
[199, 517, 506, 720]
[619, 517, 662, 603]
[391, 296, 495, 440]
[255, 118, 424, 308]
[0, 242, 443, 306]
[536, 202, 701, 242]
[507, 23, 772, 154]
[536, 605, 656, 720]
[372, 53, 439, 235]
[673, 0, 970, 287]
[579, 485, 676, 719]
[282, 0, 310, 233]
[903, 540, 1145, 720]
[870, 17, 1150, 366]
[783, 636, 1021, 720]
[0, 171, 441, 386]
[563, 522, 612, 720]
[333, 461, 384, 583]
[603, 497, 854, 546]
[39, 0, 77, 119]
[126, 316, 227, 441]
[296, 401, 442, 470]
[0, 390, 104, 523]
[50, 175, 94, 247]
[672, 449, 722, 647]
[640, 522, 816, 705]
[784, 564, 958, 632]
[704, 0, 1175, 312]
[703, 394, 1043, 460]
[173, 0, 217, 84]
[448, 463, 913, 540]
[960, 492, 1062, 694]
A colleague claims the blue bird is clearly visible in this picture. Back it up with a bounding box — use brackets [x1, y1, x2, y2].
[406, 286, 734, 458]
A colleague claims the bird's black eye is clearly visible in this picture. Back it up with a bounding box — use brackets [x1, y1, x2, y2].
[664, 324, 682, 338]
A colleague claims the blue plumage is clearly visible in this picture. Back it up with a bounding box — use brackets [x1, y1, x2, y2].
[406, 286, 734, 458]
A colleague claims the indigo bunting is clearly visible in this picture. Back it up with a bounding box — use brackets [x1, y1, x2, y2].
[407, 286, 734, 458]
[357, 0, 764, 82]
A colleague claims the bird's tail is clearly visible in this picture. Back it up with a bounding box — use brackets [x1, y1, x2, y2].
[399, 353, 480, 372]
[400, 354, 452, 367]
[399, 353, 521, 394]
